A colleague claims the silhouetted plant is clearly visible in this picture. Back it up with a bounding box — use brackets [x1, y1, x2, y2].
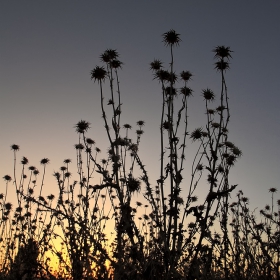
[1, 30, 279, 280]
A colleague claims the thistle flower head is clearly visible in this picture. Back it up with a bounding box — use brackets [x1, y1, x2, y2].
[21, 157, 29, 165]
[215, 61, 230, 72]
[64, 159, 71, 164]
[136, 130, 144, 135]
[33, 169, 39, 175]
[190, 128, 203, 141]
[75, 144, 84, 150]
[207, 109, 216, 115]
[5, 202, 12, 210]
[269, 188, 277, 193]
[100, 49, 119, 63]
[11, 144, 20, 151]
[180, 86, 193, 97]
[226, 155, 237, 166]
[154, 70, 168, 83]
[265, 204, 270, 211]
[167, 71, 178, 84]
[180, 71, 193, 82]
[196, 164, 203, 171]
[127, 177, 141, 193]
[202, 89, 215, 101]
[123, 124, 132, 129]
[47, 194, 55, 200]
[75, 120, 90, 134]
[162, 121, 171, 130]
[150, 59, 163, 71]
[53, 172, 60, 179]
[231, 146, 242, 157]
[211, 122, 220, 129]
[191, 196, 198, 202]
[162, 29, 181, 47]
[3, 175, 12, 182]
[40, 158, 50, 165]
[137, 120, 145, 127]
[90, 66, 107, 82]
[213, 46, 233, 60]
[224, 141, 235, 148]
[216, 105, 227, 112]
[165, 86, 177, 96]
[86, 138, 95, 145]
[110, 60, 123, 69]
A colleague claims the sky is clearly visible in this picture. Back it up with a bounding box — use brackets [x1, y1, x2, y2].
[1, 1, 280, 215]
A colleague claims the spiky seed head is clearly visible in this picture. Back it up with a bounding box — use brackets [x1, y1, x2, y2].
[75, 120, 90, 134]
[190, 128, 203, 141]
[150, 59, 163, 71]
[191, 196, 198, 202]
[231, 147, 242, 157]
[196, 164, 203, 171]
[86, 138, 95, 145]
[11, 144, 19, 151]
[21, 157, 29, 165]
[137, 120, 145, 127]
[224, 141, 235, 148]
[216, 105, 226, 112]
[215, 61, 230, 72]
[162, 29, 181, 47]
[74, 144, 84, 150]
[5, 203, 12, 210]
[33, 169, 39, 175]
[207, 109, 216, 115]
[90, 66, 107, 82]
[167, 71, 178, 84]
[180, 71, 193, 82]
[211, 122, 220, 129]
[123, 124, 132, 129]
[226, 155, 237, 166]
[100, 49, 119, 63]
[3, 175, 12, 182]
[165, 86, 177, 96]
[213, 46, 233, 60]
[127, 177, 141, 193]
[180, 86, 193, 97]
[110, 59, 123, 69]
[202, 89, 215, 101]
[154, 69, 170, 82]
[40, 158, 50, 165]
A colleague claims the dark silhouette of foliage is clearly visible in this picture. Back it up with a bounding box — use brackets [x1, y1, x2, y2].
[0, 30, 279, 280]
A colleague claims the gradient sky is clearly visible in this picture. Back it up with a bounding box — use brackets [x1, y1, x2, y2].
[1, 1, 280, 213]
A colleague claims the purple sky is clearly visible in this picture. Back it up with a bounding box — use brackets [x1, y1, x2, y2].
[1, 1, 280, 212]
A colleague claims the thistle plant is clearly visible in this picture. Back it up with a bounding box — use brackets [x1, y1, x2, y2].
[83, 30, 242, 279]
[1, 30, 279, 280]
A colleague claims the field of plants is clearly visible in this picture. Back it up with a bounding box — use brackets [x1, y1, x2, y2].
[1, 30, 279, 280]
